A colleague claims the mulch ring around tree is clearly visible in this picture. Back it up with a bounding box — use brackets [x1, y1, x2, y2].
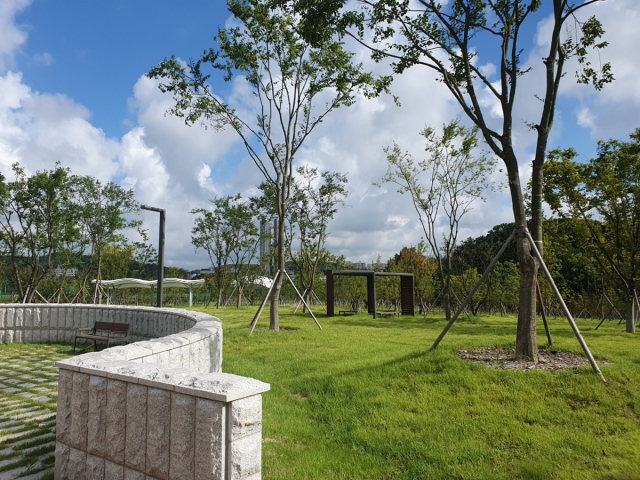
[457, 347, 610, 371]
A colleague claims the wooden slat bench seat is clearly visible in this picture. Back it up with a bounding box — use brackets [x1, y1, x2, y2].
[73, 321, 130, 352]
[377, 311, 398, 317]
[338, 310, 358, 316]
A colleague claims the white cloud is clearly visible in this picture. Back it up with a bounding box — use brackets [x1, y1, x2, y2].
[541, 0, 640, 140]
[0, 0, 31, 73]
[118, 127, 169, 205]
[0, 70, 121, 179]
[576, 106, 596, 130]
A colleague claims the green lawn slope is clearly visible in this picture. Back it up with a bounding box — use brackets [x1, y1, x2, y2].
[189, 306, 640, 479]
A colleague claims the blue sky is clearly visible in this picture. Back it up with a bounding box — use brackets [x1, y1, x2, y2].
[2, 0, 639, 269]
[16, 0, 231, 138]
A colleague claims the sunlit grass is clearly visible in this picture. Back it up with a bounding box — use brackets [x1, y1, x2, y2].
[0, 343, 70, 479]
[2, 309, 639, 478]
[190, 304, 640, 479]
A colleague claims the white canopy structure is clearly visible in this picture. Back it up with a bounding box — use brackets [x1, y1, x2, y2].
[92, 278, 205, 306]
[249, 276, 273, 289]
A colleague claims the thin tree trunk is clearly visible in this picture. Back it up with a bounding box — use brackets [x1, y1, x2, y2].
[270, 208, 286, 331]
[626, 297, 636, 334]
[445, 252, 452, 320]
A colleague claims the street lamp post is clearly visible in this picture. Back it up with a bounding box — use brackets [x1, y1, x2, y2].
[141, 205, 165, 308]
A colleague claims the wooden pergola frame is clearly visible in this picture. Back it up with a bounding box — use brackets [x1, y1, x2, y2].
[326, 270, 415, 319]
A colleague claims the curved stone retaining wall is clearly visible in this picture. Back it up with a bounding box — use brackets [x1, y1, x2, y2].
[0, 304, 269, 480]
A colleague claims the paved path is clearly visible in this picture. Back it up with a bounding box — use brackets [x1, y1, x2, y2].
[0, 345, 71, 480]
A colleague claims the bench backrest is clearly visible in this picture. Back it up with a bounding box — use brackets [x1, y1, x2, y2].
[94, 321, 130, 336]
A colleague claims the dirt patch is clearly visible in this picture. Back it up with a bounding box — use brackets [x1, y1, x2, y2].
[457, 347, 607, 371]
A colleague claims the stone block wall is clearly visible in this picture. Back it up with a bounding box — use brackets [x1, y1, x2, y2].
[0, 304, 209, 345]
[0, 305, 223, 374]
[54, 362, 268, 480]
[0, 304, 269, 480]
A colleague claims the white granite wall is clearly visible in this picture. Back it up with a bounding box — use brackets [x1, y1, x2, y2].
[0, 304, 269, 480]
[0, 304, 206, 345]
[54, 361, 268, 480]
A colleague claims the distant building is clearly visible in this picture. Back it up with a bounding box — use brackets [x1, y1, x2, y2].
[260, 219, 276, 276]
[54, 265, 77, 278]
[343, 260, 388, 272]
[259, 219, 271, 261]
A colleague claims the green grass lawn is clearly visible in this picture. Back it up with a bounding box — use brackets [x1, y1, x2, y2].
[187, 305, 640, 480]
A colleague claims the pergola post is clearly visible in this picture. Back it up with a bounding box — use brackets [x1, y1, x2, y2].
[400, 275, 415, 316]
[326, 270, 334, 317]
[367, 273, 376, 317]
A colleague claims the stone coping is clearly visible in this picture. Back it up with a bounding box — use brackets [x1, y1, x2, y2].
[55, 359, 270, 402]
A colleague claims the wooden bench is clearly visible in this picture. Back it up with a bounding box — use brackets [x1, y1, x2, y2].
[339, 310, 358, 316]
[377, 311, 398, 317]
[73, 321, 130, 352]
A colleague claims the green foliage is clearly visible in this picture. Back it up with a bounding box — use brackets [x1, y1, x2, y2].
[191, 194, 261, 308]
[0, 164, 146, 303]
[379, 120, 495, 318]
[389, 243, 438, 312]
[101, 244, 136, 280]
[147, 0, 376, 186]
[380, 120, 494, 262]
[295, 0, 613, 353]
[544, 129, 640, 302]
[286, 167, 349, 302]
[0, 163, 76, 302]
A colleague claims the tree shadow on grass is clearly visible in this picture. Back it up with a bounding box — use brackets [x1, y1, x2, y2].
[329, 315, 517, 336]
[329, 316, 446, 331]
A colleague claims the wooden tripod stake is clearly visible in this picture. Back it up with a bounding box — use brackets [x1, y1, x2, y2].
[249, 270, 322, 336]
[430, 228, 605, 382]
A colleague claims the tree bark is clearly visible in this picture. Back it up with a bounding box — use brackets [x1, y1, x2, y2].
[515, 230, 539, 359]
[445, 252, 452, 321]
[302, 289, 311, 314]
[505, 155, 539, 361]
[626, 297, 636, 334]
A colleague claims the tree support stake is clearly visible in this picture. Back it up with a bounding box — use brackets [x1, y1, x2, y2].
[430, 228, 605, 382]
[249, 270, 322, 336]
[431, 230, 516, 350]
[524, 229, 605, 382]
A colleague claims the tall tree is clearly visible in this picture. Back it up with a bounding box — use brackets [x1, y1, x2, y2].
[70, 176, 141, 303]
[191, 194, 259, 308]
[225, 199, 262, 309]
[0, 163, 77, 303]
[148, 0, 378, 331]
[295, 0, 612, 358]
[544, 129, 640, 333]
[379, 121, 494, 320]
[287, 166, 349, 309]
